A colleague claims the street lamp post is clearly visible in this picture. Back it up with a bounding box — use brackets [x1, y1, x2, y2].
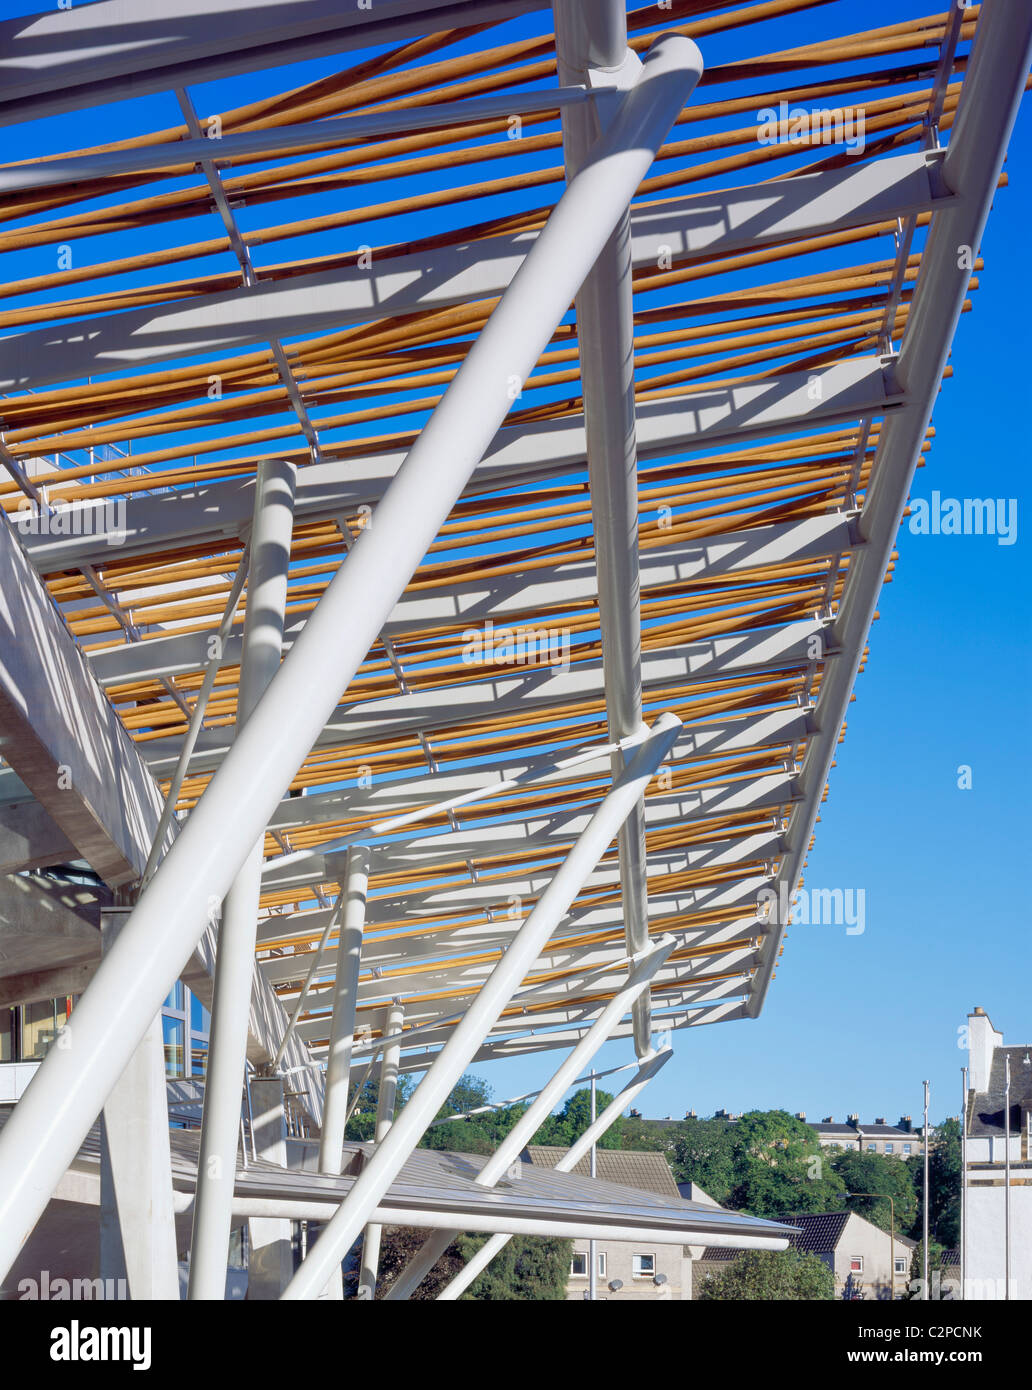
[1004, 1054, 1011, 1301]
[960, 1067, 968, 1301]
[922, 1081, 930, 1301]
[588, 1070, 597, 1303]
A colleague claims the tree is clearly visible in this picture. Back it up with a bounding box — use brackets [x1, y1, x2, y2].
[697, 1248, 835, 1301]
[910, 1117, 962, 1247]
[532, 1087, 623, 1149]
[908, 1238, 952, 1299]
[343, 1073, 414, 1141]
[832, 1149, 918, 1236]
[619, 1115, 680, 1152]
[454, 1232, 571, 1300]
[671, 1116, 738, 1202]
[354, 1227, 570, 1300]
[419, 1074, 529, 1156]
[727, 1111, 846, 1217]
[671, 1110, 844, 1214]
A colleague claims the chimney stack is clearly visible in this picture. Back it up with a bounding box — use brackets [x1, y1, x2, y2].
[968, 1007, 1003, 1092]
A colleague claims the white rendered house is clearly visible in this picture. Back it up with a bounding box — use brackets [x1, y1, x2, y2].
[963, 1008, 1032, 1300]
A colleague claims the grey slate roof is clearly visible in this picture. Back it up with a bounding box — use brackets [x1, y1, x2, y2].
[524, 1145, 682, 1199]
[700, 1209, 914, 1262]
[969, 1045, 1032, 1137]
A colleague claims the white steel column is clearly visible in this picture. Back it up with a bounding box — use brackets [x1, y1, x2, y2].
[188, 457, 297, 1300]
[438, 1046, 673, 1300]
[383, 936, 675, 1300]
[313, 845, 370, 1299]
[318, 845, 371, 1175]
[98, 906, 179, 1300]
[358, 1001, 404, 1301]
[554, 0, 653, 1057]
[246, 1074, 294, 1299]
[282, 712, 682, 1298]
[0, 36, 701, 1285]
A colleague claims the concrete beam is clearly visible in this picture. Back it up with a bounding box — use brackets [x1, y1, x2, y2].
[0, 801, 77, 874]
[0, 513, 166, 884]
[0, 872, 104, 981]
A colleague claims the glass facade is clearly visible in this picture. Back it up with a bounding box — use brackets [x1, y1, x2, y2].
[0, 1006, 14, 1062]
[162, 1017, 185, 1078]
[161, 982, 210, 1079]
[0, 997, 72, 1062]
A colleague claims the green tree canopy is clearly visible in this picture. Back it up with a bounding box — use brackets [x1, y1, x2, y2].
[356, 1227, 570, 1300]
[531, 1087, 623, 1149]
[697, 1248, 835, 1301]
[420, 1074, 528, 1155]
[671, 1116, 738, 1202]
[831, 1148, 918, 1236]
[910, 1117, 962, 1247]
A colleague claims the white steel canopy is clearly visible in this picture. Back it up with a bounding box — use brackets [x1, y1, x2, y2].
[0, 0, 1027, 1299]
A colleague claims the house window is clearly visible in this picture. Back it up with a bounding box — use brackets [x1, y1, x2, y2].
[866, 1143, 877, 1152]
[894, 1258, 908, 1276]
[885, 1143, 893, 1154]
[850, 1257, 864, 1274]
[903, 1144, 912, 1154]
[570, 1253, 587, 1277]
[632, 1253, 656, 1277]
[596, 1252, 607, 1278]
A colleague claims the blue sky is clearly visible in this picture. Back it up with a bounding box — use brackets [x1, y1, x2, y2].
[2, 0, 1028, 1127]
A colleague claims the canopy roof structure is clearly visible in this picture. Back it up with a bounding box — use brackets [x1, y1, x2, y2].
[0, 0, 1027, 1301]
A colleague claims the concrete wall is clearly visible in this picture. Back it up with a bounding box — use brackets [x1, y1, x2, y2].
[966, 1181, 1032, 1300]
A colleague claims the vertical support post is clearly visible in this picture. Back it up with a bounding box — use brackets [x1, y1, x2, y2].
[554, 0, 653, 1058]
[1004, 1052, 1011, 1300]
[358, 1001, 404, 1301]
[314, 844, 369, 1299]
[922, 1079, 930, 1300]
[318, 845, 371, 1176]
[437, 1046, 673, 1300]
[588, 1068, 598, 1302]
[98, 906, 179, 1300]
[188, 457, 296, 1300]
[246, 1075, 293, 1299]
[960, 1065, 967, 1301]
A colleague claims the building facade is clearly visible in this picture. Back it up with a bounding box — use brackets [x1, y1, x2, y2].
[807, 1114, 926, 1158]
[695, 1211, 916, 1300]
[964, 1007, 1032, 1300]
[524, 1147, 692, 1300]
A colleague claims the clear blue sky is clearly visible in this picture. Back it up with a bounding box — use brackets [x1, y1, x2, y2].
[3, 0, 1028, 1127]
